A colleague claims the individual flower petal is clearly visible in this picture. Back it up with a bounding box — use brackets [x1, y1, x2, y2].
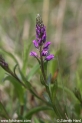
[41, 27, 45, 33]
[43, 42, 51, 49]
[36, 25, 40, 30]
[36, 29, 40, 36]
[42, 34, 46, 43]
[30, 51, 38, 57]
[33, 40, 39, 48]
[45, 54, 54, 61]
[41, 50, 48, 56]
[38, 39, 42, 45]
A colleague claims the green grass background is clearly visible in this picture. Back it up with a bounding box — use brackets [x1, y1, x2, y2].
[0, 0, 82, 122]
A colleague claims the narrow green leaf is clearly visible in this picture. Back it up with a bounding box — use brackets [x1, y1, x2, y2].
[0, 102, 9, 119]
[33, 117, 40, 123]
[22, 40, 32, 75]
[76, 72, 81, 91]
[40, 74, 45, 85]
[29, 89, 49, 104]
[25, 106, 51, 119]
[3, 75, 24, 105]
[47, 74, 51, 85]
[53, 98, 65, 118]
[0, 49, 18, 64]
[13, 64, 18, 75]
[58, 85, 78, 101]
[48, 83, 57, 103]
[30, 89, 44, 102]
[27, 63, 40, 81]
[48, 49, 60, 75]
[18, 67, 31, 89]
[39, 120, 45, 123]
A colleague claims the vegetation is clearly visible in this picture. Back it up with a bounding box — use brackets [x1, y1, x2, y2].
[0, 0, 82, 123]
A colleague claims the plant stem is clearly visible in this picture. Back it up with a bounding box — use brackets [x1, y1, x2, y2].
[39, 46, 62, 118]
[0, 101, 10, 119]
[39, 46, 46, 83]
[9, 69, 27, 88]
[9, 69, 52, 107]
[20, 105, 24, 116]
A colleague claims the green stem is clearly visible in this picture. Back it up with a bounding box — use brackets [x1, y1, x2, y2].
[29, 89, 51, 106]
[0, 101, 10, 119]
[20, 105, 24, 116]
[39, 46, 62, 118]
[10, 71, 27, 88]
[46, 85, 62, 118]
[10, 69, 52, 107]
[7, 68, 51, 107]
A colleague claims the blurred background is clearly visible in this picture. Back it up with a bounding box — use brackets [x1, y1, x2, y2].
[0, 0, 82, 121]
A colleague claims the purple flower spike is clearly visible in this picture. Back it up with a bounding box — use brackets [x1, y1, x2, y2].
[45, 54, 54, 61]
[43, 42, 51, 49]
[33, 40, 39, 48]
[30, 14, 54, 63]
[30, 51, 38, 57]
[35, 14, 46, 45]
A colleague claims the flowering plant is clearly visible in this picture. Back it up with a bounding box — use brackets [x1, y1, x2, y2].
[30, 14, 54, 85]
[0, 14, 82, 122]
